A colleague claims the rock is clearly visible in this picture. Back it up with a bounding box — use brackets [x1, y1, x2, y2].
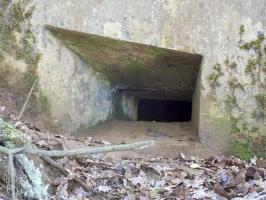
[180, 153, 186, 160]
[189, 163, 201, 169]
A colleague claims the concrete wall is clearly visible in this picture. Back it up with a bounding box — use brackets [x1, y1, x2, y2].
[37, 31, 112, 131]
[29, 0, 265, 149]
[121, 93, 138, 121]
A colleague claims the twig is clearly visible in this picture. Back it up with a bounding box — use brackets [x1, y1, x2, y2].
[17, 78, 38, 120]
[41, 156, 92, 192]
[8, 152, 15, 200]
[0, 146, 26, 155]
[0, 140, 154, 157]
[2, 140, 154, 157]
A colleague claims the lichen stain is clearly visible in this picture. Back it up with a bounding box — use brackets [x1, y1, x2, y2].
[103, 22, 122, 39]
[160, 0, 178, 49]
[161, 0, 178, 18]
[161, 24, 174, 48]
[208, 102, 224, 118]
[240, 18, 264, 41]
[131, 21, 157, 44]
[222, 15, 264, 43]
[4, 54, 28, 73]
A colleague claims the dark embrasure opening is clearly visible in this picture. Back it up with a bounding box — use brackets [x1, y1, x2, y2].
[137, 99, 192, 122]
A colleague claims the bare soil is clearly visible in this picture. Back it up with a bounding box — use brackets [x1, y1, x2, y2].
[0, 89, 219, 159]
[0, 100, 265, 200]
[76, 120, 220, 159]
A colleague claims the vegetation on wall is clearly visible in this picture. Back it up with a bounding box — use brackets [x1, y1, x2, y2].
[0, 0, 49, 119]
[0, 0, 40, 66]
[207, 25, 266, 160]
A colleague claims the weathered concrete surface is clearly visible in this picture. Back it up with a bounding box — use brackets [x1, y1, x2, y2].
[28, 0, 265, 150]
[48, 26, 202, 100]
[37, 30, 112, 131]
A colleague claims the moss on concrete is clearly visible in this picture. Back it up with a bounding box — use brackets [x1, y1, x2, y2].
[38, 90, 52, 119]
[48, 26, 202, 97]
[207, 25, 266, 158]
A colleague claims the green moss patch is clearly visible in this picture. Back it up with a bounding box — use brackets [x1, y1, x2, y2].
[232, 142, 253, 161]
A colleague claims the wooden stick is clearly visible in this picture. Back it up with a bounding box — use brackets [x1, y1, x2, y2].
[0, 140, 154, 157]
[0, 146, 26, 155]
[0, 140, 154, 158]
[17, 78, 38, 120]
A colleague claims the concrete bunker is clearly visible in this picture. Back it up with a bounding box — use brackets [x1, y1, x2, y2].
[48, 26, 202, 136]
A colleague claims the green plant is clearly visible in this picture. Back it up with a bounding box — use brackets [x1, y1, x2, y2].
[0, 0, 49, 118]
[232, 142, 252, 161]
[207, 25, 266, 158]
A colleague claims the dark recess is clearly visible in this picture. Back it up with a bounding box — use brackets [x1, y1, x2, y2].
[137, 99, 192, 122]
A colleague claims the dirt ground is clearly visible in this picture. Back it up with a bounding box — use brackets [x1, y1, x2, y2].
[0, 88, 219, 159]
[75, 120, 220, 159]
[1, 99, 266, 199]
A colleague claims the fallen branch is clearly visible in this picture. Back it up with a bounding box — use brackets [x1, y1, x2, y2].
[0, 146, 26, 155]
[0, 140, 154, 157]
[0, 140, 154, 199]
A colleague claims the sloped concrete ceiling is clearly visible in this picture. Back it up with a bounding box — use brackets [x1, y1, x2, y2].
[48, 26, 202, 100]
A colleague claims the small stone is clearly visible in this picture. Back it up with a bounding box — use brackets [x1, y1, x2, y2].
[0, 106, 5, 113]
[149, 189, 159, 199]
[96, 185, 111, 193]
[102, 140, 111, 146]
[180, 153, 186, 160]
[250, 156, 257, 165]
[190, 156, 196, 161]
[190, 163, 201, 169]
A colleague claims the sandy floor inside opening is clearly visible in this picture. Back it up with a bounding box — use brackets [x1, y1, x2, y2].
[76, 120, 219, 159]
